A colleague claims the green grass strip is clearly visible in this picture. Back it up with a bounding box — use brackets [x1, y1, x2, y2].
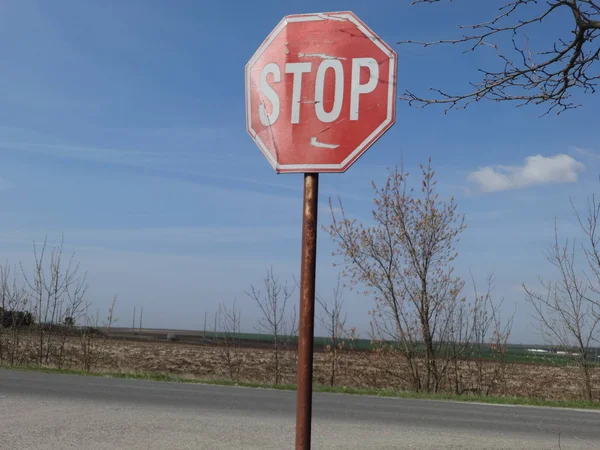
[2, 364, 599, 411]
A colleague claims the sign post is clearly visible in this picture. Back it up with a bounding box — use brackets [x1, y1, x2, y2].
[245, 11, 396, 449]
[296, 172, 319, 448]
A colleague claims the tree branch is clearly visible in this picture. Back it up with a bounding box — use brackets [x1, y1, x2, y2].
[399, 0, 600, 114]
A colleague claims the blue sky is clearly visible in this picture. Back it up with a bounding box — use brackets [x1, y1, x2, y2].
[1, 0, 599, 344]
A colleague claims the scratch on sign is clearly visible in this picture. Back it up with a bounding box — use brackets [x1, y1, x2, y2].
[298, 53, 346, 60]
[317, 14, 347, 21]
[311, 137, 339, 149]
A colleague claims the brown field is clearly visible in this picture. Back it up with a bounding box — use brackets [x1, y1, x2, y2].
[8, 330, 595, 403]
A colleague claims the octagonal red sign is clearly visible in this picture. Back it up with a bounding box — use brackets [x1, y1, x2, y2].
[245, 11, 397, 173]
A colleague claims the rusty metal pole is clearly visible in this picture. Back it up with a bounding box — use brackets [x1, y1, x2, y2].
[295, 172, 319, 450]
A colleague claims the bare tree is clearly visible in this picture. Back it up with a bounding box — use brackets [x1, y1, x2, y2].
[1, 239, 119, 372]
[246, 267, 295, 385]
[288, 303, 299, 367]
[459, 272, 514, 396]
[524, 203, 600, 401]
[316, 274, 347, 387]
[400, 0, 600, 114]
[487, 300, 514, 396]
[327, 159, 466, 393]
[21, 236, 88, 365]
[219, 299, 243, 382]
[0, 261, 33, 366]
[199, 311, 217, 346]
[55, 273, 88, 369]
[80, 296, 117, 373]
[0, 261, 9, 362]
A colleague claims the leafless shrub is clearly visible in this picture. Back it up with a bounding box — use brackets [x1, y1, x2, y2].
[247, 267, 295, 385]
[400, 0, 600, 114]
[488, 305, 514, 396]
[218, 300, 243, 382]
[336, 327, 392, 390]
[0, 262, 33, 365]
[524, 197, 600, 401]
[365, 326, 418, 391]
[316, 274, 347, 387]
[80, 296, 117, 372]
[20, 236, 88, 366]
[1, 261, 12, 362]
[199, 310, 221, 346]
[457, 273, 514, 396]
[0, 237, 123, 373]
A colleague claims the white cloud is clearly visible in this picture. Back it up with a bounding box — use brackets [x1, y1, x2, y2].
[467, 154, 585, 193]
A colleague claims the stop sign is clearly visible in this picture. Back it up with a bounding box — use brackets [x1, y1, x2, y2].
[245, 11, 397, 173]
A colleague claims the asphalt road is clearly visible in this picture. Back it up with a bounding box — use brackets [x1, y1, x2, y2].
[1, 369, 599, 449]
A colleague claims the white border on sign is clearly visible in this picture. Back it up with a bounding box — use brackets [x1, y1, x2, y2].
[245, 11, 397, 173]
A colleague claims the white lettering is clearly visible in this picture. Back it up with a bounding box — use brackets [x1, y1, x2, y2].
[314, 60, 344, 123]
[259, 63, 281, 126]
[350, 58, 379, 121]
[285, 62, 312, 124]
[257, 57, 381, 127]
